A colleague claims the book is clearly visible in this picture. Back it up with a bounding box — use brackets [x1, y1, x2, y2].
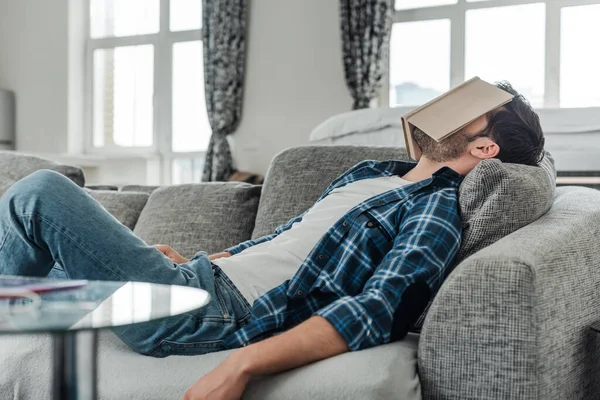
[401, 77, 515, 160]
[0, 278, 88, 298]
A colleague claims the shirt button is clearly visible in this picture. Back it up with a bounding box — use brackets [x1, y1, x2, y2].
[366, 221, 375, 228]
[318, 254, 324, 259]
[342, 221, 348, 227]
[297, 290, 303, 295]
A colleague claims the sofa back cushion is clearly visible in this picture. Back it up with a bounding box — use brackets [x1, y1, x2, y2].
[457, 151, 556, 261]
[134, 183, 261, 258]
[252, 146, 409, 238]
[88, 190, 150, 230]
[0, 151, 85, 196]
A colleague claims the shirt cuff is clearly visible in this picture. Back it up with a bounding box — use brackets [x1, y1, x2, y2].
[314, 296, 381, 352]
[225, 245, 245, 255]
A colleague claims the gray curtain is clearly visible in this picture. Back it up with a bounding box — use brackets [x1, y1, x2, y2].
[202, 0, 248, 182]
[340, 0, 393, 110]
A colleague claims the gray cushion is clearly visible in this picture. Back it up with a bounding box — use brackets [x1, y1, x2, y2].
[0, 331, 421, 400]
[134, 183, 261, 258]
[457, 151, 556, 262]
[0, 151, 85, 196]
[88, 190, 150, 230]
[121, 185, 160, 194]
[252, 145, 409, 238]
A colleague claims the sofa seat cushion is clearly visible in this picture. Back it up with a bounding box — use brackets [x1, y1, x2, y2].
[0, 331, 421, 400]
[134, 183, 262, 257]
[0, 151, 85, 196]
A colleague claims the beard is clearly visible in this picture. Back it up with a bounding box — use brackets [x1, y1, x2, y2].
[412, 127, 469, 162]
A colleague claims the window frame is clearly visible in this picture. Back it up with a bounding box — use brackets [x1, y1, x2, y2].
[383, 0, 600, 109]
[84, 0, 207, 184]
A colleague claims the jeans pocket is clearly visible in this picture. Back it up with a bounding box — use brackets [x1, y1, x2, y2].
[212, 279, 232, 319]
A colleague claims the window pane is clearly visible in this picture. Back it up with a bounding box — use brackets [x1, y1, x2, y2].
[170, 0, 202, 31]
[172, 158, 205, 184]
[90, 0, 159, 38]
[93, 45, 154, 148]
[465, 4, 545, 107]
[561, 4, 600, 107]
[389, 20, 450, 107]
[172, 41, 211, 152]
[395, 0, 456, 10]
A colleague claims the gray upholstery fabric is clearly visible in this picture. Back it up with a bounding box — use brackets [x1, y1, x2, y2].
[120, 185, 160, 194]
[87, 190, 150, 230]
[0, 331, 421, 400]
[0, 151, 85, 196]
[457, 151, 556, 261]
[419, 186, 600, 400]
[134, 183, 261, 257]
[252, 145, 409, 238]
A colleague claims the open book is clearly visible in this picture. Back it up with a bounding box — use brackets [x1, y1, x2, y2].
[401, 77, 514, 160]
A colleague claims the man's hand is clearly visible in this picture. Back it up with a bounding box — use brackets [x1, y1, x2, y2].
[184, 316, 348, 399]
[184, 355, 250, 400]
[153, 245, 189, 264]
[209, 252, 232, 261]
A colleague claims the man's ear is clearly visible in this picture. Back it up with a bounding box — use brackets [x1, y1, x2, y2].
[469, 137, 500, 160]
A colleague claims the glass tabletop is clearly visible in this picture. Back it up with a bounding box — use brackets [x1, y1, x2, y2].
[0, 276, 210, 333]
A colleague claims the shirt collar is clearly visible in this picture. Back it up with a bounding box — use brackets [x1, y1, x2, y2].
[383, 160, 463, 189]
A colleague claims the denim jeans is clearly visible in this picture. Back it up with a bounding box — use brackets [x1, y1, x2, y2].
[0, 170, 252, 357]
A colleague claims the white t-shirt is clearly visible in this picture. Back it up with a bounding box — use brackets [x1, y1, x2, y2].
[213, 176, 412, 304]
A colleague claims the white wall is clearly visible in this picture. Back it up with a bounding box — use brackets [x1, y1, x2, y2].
[233, 0, 352, 174]
[0, 0, 352, 179]
[0, 0, 70, 154]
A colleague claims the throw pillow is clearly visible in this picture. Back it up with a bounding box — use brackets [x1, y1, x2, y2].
[412, 151, 556, 332]
[134, 183, 262, 258]
[0, 151, 85, 196]
[87, 190, 150, 230]
[457, 150, 556, 262]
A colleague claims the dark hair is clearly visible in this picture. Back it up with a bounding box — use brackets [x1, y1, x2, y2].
[477, 81, 545, 166]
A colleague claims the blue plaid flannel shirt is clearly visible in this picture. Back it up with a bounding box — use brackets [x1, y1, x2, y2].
[222, 160, 463, 351]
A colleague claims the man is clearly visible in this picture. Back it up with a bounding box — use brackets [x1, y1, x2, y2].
[0, 82, 544, 400]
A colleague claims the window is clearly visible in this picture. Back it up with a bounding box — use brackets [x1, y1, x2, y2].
[87, 0, 210, 184]
[388, 0, 600, 109]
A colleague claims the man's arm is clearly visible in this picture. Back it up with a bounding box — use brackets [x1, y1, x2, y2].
[184, 316, 347, 400]
[153, 245, 231, 263]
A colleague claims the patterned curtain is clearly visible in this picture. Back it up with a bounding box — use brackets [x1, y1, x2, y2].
[202, 0, 248, 182]
[340, 0, 393, 110]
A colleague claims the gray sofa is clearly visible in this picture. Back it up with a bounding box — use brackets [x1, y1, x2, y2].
[0, 146, 599, 400]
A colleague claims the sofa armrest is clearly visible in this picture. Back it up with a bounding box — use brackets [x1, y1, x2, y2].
[418, 187, 600, 400]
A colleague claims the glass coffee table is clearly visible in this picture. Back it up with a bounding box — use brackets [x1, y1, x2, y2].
[0, 276, 210, 400]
